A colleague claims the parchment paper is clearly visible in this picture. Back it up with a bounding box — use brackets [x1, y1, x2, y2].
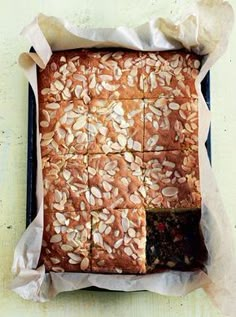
[11, 1, 236, 315]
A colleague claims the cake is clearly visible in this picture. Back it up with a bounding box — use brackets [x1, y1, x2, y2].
[38, 49, 205, 273]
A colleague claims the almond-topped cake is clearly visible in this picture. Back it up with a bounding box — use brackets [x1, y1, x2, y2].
[88, 99, 144, 154]
[40, 211, 91, 272]
[38, 49, 206, 274]
[91, 208, 146, 274]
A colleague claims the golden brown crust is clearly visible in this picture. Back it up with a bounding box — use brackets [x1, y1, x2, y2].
[42, 154, 90, 213]
[143, 150, 201, 209]
[40, 211, 91, 272]
[38, 49, 200, 102]
[88, 99, 144, 154]
[38, 48, 202, 274]
[91, 208, 146, 274]
[88, 153, 145, 210]
[144, 97, 198, 152]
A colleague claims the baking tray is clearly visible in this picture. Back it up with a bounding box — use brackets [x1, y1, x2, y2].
[26, 53, 211, 228]
[25, 57, 211, 292]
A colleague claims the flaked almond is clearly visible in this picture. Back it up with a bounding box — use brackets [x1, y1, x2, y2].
[52, 266, 64, 272]
[80, 257, 89, 270]
[99, 126, 108, 136]
[114, 239, 123, 249]
[98, 212, 108, 221]
[55, 212, 66, 225]
[113, 102, 124, 116]
[149, 72, 157, 90]
[68, 253, 81, 262]
[138, 185, 146, 198]
[60, 56, 66, 62]
[128, 228, 136, 238]
[133, 141, 142, 151]
[98, 222, 107, 234]
[163, 160, 176, 168]
[50, 257, 61, 264]
[102, 144, 111, 154]
[122, 218, 130, 232]
[53, 203, 64, 211]
[169, 102, 180, 110]
[130, 194, 141, 204]
[99, 74, 113, 81]
[73, 74, 86, 82]
[104, 226, 111, 235]
[50, 234, 62, 243]
[124, 58, 133, 68]
[146, 58, 156, 66]
[124, 246, 133, 256]
[106, 214, 115, 224]
[89, 74, 96, 89]
[40, 121, 49, 128]
[91, 186, 102, 198]
[54, 80, 64, 91]
[179, 110, 187, 119]
[170, 59, 179, 68]
[194, 60, 201, 69]
[104, 242, 112, 254]
[117, 134, 127, 147]
[97, 260, 105, 266]
[75, 85, 82, 98]
[114, 230, 120, 238]
[127, 75, 135, 87]
[111, 142, 121, 151]
[149, 105, 162, 116]
[101, 82, 120, 91]
[66, 133, 74, 145]
[178, 177, 186, 183]
[102, 181, 112, 192]
[93, 232, 103, 246]
[42, 131, 54, 140]
[162, 186, 178, 197]
[41, 88, 50, 95]
[63, 169, 71, 180]
[69, 259, 80, 265]
[147, 135, 159, 148]
[73, 115, 86, 130]
[155, 145, 164, 151]
[104, 160, 118, 171]
[61, 244, 74, 252]
[42, 109, 50, 122]
[124, 152, 134, 162]
[62, 87, 71, 99]
[88, 167, 96, 175]
[54, 190, 62, 203]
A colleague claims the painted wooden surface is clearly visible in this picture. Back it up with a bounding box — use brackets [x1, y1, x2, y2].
[0, 0, 235, 316]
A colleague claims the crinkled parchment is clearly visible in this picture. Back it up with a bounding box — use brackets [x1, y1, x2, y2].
[11, 1, 236, 316]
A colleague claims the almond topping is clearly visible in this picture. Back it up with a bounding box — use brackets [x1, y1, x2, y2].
[91, 186, 102, 198]
[50, 234, 62, 243]
[80, 257, 89, 270]
[162, 186, 178, 197]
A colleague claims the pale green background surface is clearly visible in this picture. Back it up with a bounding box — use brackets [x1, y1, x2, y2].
[0, 1, 235, 316]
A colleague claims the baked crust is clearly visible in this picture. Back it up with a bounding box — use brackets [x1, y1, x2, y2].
[143, 150, 201, 209]
[144, 97, 198, 152]
[40, 211, 91, 272]
[38, 48, 203, 274]
[88, 99, 144, 154]
[88, 152, 145, 210]
[91, 208, 146, 274]
[42, 154, 90, 213]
